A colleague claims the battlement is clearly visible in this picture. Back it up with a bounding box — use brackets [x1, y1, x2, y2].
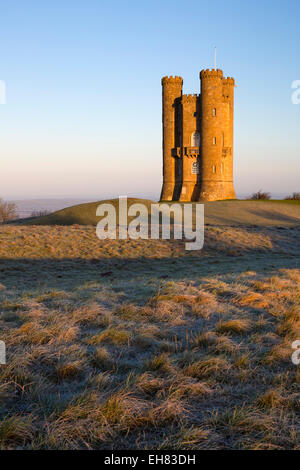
[161, 76, 183, 85]
[200, 69, 223, 80]
[223, 77, 235, 86]
[182, 93, 198, 103]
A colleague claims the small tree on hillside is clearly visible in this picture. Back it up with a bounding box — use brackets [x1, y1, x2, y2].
[285, 192, 300, 200]
[249, 190, 271, 200]
[31, 209, 51, 217]
[0, 198, 17, 223]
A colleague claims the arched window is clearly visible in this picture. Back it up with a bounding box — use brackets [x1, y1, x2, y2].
[213, 165, 216, 174]
[213, 108, 217, 116]
[213, 137, 216, 145]
[191, 131, 200, 147]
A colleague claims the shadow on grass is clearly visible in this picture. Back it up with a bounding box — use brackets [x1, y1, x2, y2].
[0, 251, 299, 293]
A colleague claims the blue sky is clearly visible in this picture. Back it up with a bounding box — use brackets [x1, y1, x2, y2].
[0, 0, 299, 199]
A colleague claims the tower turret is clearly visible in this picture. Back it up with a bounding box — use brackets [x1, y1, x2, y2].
[160, 76, 183, 201]
[199, 69, 236, 200]
[222, 77, 235, 195]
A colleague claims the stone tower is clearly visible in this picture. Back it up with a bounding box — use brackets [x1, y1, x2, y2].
[160, 69, 236, 201]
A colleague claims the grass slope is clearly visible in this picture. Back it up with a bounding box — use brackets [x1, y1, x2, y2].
[20, 198, 155, 226]
[20, 198, 300, 227]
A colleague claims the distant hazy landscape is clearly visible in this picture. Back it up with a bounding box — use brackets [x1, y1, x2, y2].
[10, 199, 95, 219]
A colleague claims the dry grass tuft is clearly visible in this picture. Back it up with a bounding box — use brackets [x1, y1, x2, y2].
[55, 361, 84, 382]
[185, 357, 231, 379]
[216, 319, 251, 335]
[88, 328, 131, 346]
[144, 353, 171, 373]
[257, 389, 287, 409]
[90, 347, 114, 371]
[168, 379, 212, 399]
[150, 399, 188, 425]
[0, 414, 35, 447]
[236, 292, 270, 309]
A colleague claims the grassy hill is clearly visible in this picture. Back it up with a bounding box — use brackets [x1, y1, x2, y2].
[20, 198, 155, 226]
[19, 198, 300, 227]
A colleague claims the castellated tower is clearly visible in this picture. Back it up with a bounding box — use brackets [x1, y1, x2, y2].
[160, 69, 236, 201]
[160, 76, 183, 201]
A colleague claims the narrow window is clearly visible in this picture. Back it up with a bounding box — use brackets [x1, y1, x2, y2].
[213, 108, 216, 116]
[191, 131, 200, 147]
[191, 161, 199, 174]
[213, 137, 216, 145]
[221, 162, 224, 174]
[213, 165, 216, 174]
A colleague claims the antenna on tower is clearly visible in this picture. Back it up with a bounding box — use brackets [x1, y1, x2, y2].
[214, 47, 217, 69]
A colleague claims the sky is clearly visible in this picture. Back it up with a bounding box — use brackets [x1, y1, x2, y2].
[0, 0, 299, 200]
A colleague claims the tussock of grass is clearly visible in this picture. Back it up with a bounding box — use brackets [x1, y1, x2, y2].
[257, 389, 287, 409]
[0, 414, 34, 447]
[236, 292, 270, 309]
[185, 357, 231, 379]
[193, 331, 218, 348]
[264, 342, 293, 364]
[99, 392, 151, 430]
[54, 361, 84, 382]
[136, 373, 166, 397]
[144, 353, 171, 373]
[168, 379, 211, 399]
[216, 319, 251, 335]
[150, 399, 188, 425]
[90, 347, 114, 371]
[15, 322, 55, 345]
[214, 336, 237, 354]
[276, 309, 300, 338]
[88, 328, 131, 346]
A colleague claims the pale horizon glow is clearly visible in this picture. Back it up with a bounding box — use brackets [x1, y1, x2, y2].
[0, 0, 299, 200]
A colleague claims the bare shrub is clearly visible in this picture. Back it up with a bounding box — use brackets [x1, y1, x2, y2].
[249, 190, 271, 200]
[31, 209, 51, 217]
[285, 192, 300, 200]
[0, 198, 17, 223]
